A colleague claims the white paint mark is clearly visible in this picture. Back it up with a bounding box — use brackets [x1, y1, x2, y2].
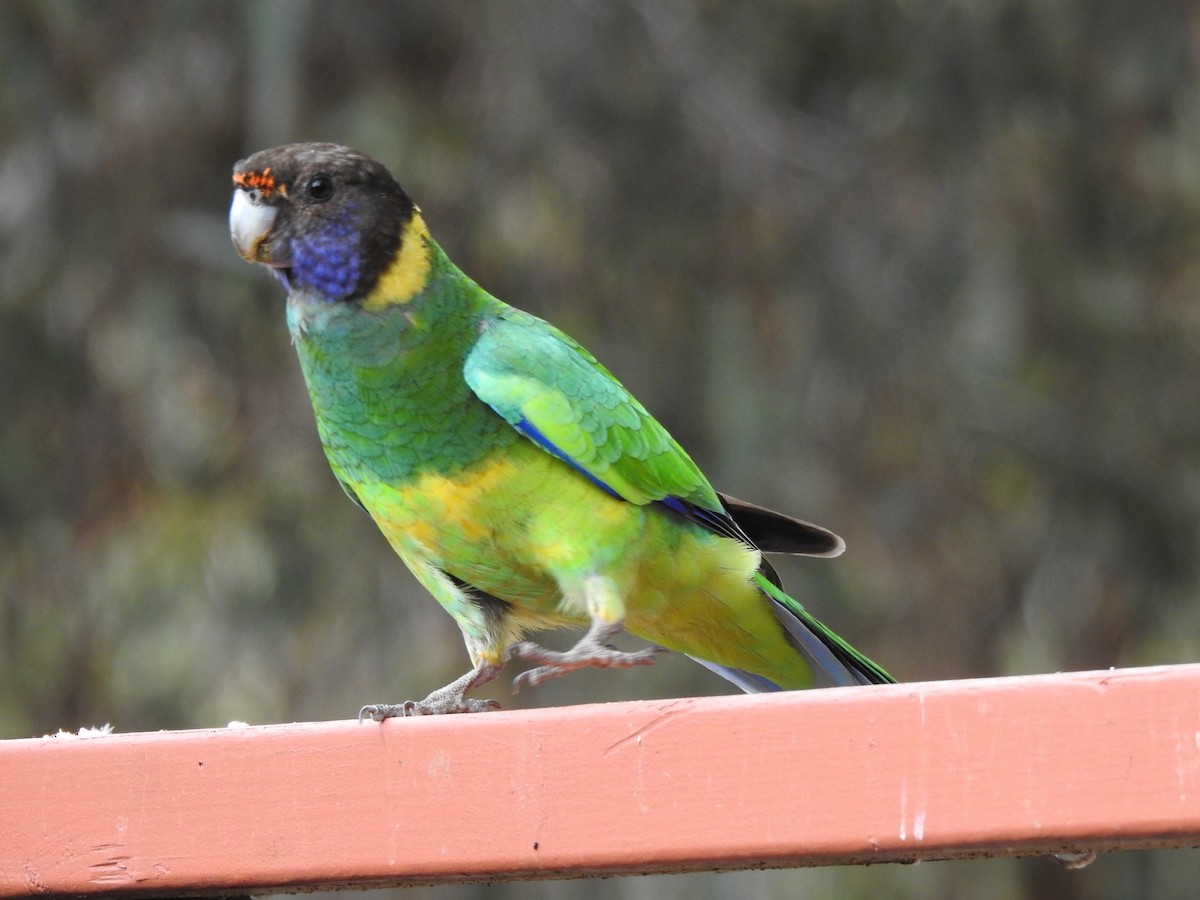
[426, 750, 451, 779]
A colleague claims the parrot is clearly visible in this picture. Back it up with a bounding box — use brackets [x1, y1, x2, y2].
[229, 142, 893, 718]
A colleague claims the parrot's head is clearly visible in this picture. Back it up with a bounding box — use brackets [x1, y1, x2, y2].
[230, 143, 416, 302]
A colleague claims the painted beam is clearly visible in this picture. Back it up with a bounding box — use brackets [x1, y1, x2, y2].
[3, 665, 1200, 896]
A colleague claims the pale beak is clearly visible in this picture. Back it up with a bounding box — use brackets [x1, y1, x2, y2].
[230, 188, 289, 266]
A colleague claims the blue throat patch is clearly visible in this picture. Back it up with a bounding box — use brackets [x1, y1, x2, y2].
[292, 216, 361, 301]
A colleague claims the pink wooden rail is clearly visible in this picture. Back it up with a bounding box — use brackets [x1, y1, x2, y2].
[3, 664, 1200, 896]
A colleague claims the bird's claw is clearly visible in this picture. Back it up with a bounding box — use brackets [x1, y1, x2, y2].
[359, 660, 505, 720]
[358, 696, 502, 721]
[510, 638, 667, 692]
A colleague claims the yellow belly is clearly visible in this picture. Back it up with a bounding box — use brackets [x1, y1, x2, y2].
[364, 442, 812, 688]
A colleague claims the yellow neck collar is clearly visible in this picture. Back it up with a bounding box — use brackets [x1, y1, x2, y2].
[362, 211, 432, 310]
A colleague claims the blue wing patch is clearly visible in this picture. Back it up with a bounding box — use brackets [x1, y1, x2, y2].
[514, 419, 763, 561]
[515, 416, 623, 500]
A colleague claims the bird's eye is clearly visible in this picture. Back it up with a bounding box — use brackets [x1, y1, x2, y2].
[307, 174, 334, 202]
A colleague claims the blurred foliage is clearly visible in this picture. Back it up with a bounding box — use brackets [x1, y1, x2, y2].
[3, 0, 1200, 897]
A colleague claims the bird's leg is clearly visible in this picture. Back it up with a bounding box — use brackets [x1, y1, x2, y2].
[359, 659, 503, 720]
[510, 619, 665, 691]
[510, 574, 666, 691]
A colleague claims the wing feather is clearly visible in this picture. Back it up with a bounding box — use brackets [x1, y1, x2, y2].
[464, 311, 722, 512]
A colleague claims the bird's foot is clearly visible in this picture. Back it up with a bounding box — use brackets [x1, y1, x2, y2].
[510, 620, 666, 691]
[359, 696, 500, 720]
[358, 661, 503, 720]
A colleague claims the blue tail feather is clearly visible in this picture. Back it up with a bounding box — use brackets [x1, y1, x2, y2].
[687, 657, 784, 693]
[691, 575, 894, 693]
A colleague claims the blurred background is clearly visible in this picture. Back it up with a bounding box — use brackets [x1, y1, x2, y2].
[3, 1, 1200, 897]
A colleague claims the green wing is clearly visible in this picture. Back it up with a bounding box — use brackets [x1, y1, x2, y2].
[464, 310, 893, 689]
[463, 310, 721, 512]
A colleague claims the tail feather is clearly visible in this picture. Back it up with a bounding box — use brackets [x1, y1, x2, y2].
[718, 492, 845, 558]
[754, 573, 895, 687]
[686, 657, 784, 693]
[673, 493, 893, 691]
[689, 575, 894, 693]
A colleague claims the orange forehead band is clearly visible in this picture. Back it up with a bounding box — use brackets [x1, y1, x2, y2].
[233, 167, 286, 196]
